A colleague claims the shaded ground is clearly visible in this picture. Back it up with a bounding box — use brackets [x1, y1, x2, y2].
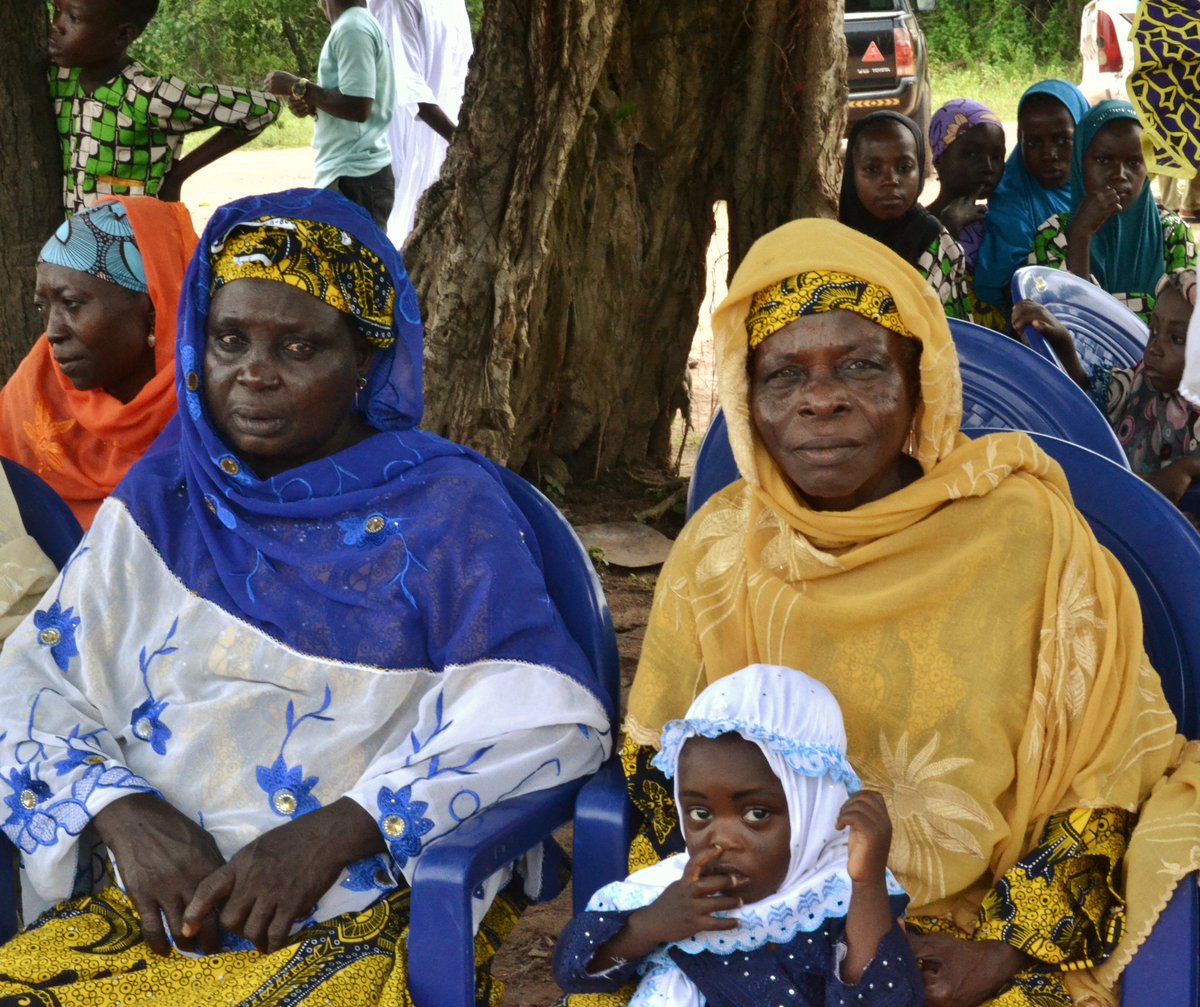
[490, 469, 682, 1007]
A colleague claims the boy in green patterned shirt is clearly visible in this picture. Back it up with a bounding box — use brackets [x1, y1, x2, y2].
[49, 0, 281, 214]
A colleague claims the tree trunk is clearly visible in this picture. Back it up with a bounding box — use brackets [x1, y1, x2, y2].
[407, 0, 845, 478]
[0, 7, 62, 379]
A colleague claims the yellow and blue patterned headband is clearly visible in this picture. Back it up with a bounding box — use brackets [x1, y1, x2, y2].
[209, 216, 395, 349]
[745, 270, 914, 350]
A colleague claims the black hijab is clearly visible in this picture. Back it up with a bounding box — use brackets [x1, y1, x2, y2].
[839, 111, 943, 268]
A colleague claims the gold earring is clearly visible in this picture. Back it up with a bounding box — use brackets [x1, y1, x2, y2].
[905, 423, 918, 455]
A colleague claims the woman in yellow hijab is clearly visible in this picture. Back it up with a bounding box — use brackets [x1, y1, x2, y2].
[623, 219, 1200, 1006]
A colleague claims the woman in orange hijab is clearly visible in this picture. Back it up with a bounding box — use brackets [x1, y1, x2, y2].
[0, 197, 198, 528]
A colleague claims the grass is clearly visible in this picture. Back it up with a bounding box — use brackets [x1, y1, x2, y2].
[181, 108, 314, 156]
[930, 58, 1078, 123]
[178, 61, 1075, 157]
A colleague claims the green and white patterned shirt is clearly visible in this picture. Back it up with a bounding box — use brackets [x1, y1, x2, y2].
[52, 63, 279, 215]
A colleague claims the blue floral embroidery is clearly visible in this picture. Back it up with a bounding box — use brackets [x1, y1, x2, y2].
[54, 724, 108, 776]
[376, 784, 434, 867]
[255, 687, 332, 820]
[1, 767, 88, 854]
[341, 854, 394, 893]
[33, 601, 81, 674]
[180, 345, 202, 420]
[129, 620, 178, 756]
[203, 493, 237, 530]
[336, 512, 428, 608]
[31, 549, 89, 670]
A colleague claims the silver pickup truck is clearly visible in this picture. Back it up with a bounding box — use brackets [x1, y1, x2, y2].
[845, 0, 937, 136]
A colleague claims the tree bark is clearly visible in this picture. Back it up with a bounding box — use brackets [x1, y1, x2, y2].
[0, 6, 62, 379]
[407, 0, 846, 477]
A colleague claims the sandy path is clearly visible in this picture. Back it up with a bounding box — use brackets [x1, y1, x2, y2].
[179, 146, 315, 232]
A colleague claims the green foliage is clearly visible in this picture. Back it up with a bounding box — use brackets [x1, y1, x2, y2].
[132, 0, 325, 85]
[919, 0, 1086, 76]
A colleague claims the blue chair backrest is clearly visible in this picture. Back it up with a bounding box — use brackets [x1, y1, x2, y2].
[1011, 265, 1147, 373]
[1, 458, 83, 569]
[949, 317, 1130, 468]
[494, 466, 620, 722]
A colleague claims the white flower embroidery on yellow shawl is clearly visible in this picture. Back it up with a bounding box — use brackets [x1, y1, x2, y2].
[861, 731, 992, 904]
[1027, 556, 1106, 764]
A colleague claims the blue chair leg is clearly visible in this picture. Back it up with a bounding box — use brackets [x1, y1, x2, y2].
[1120, 874, 1199, 1007]
[572, 757, 634, 915]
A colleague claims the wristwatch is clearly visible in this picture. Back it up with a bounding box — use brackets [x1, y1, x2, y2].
[291, 78, 310, 100]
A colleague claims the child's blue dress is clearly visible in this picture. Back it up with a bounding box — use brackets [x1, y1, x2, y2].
[552, 894, 923, 1007]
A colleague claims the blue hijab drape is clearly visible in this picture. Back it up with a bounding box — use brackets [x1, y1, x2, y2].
[114, 189, 604, 707]
[1071, 100, 1166, 297]
[975, 80, 1091, 308]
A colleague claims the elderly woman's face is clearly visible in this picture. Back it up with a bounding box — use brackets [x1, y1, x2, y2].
[750, 311, 919, 511]
[204, 278, 372, 479]
[34, 263, 155, 403]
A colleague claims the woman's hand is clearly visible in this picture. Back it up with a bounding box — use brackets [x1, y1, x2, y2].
[92, 792, 226, 956]
[181, 797, 384, 954]
[908, 932, 1029, 1007]
[837, 790, 891, 883]
[589, 844, 742, 971]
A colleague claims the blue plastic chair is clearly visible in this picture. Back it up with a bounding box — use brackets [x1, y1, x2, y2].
[673, 422, 1200, 1004]
[407, 465, 620, 1007]
[0, 459, 82, 942]
[0, 458, 83, 570]
[949, 317, 1130, 469]
[1011, 265, 1148, 373]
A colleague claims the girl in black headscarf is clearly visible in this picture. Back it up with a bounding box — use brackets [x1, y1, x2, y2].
[839, 111, 969, 318]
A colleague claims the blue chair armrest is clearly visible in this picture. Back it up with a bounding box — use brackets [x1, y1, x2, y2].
[1120, 874, 1198, 1006]
[1180, 485, 1200, 515]
[572, 757, 634, 915]
[408, 778, 584, 1007]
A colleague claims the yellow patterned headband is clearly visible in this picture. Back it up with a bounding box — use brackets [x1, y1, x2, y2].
[209, 216, 395, 349]
[745, 270, 914, 349]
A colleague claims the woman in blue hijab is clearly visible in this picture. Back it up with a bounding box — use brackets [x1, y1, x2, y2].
[1027, 100, 1197, 322]
[974, 80, 1091, 313]
[0, 189, 611, 1004]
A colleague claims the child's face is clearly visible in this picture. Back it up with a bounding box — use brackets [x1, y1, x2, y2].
[676, 734, 790, 905]
[1081, 120, 1147, 213]
[49, 0, 136, 70]
[936, 122, 1006, 200]
[1020, 100, 1075, 190]
[852, 123, 921, 222]
[1143, 284, 1191, 394]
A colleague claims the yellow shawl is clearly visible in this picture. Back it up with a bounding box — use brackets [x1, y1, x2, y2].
[628, 219, 1200, 1003]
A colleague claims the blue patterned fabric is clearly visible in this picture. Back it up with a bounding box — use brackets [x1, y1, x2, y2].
[975, 80, 1091, 308]
[113, 188, 606, 700]
[37, 199, 148, 294]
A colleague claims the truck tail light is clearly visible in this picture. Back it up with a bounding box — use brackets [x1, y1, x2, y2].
[1097, 11, 1123, 74]
[893, 26, 916, 76]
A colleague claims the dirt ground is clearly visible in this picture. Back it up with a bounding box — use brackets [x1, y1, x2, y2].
[491, 470, 682, 1007]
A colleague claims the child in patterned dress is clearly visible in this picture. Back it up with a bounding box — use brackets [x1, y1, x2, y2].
[48, 0, 280, 214]
[553, 665, 923, 1007]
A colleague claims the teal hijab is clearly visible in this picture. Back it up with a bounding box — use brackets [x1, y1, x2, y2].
[1071, 100, 1164, 296]
[975, 80, 1090, 307]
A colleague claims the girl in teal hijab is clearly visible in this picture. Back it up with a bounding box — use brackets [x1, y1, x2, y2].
[1028, 100, 1197, 321]
[975, 80, 1089, 310]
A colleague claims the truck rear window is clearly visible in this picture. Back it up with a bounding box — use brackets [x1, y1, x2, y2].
[845, 0, 900, 11]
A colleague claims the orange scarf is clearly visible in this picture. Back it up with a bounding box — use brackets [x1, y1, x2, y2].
[0, 198, 197, 528]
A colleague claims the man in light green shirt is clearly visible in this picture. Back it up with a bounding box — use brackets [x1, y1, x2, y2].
[265, 0, 396, 229]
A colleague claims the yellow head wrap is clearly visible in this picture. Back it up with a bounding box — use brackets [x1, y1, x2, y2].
[745, 270, 915, 349]
[209, 216, 396, 349]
